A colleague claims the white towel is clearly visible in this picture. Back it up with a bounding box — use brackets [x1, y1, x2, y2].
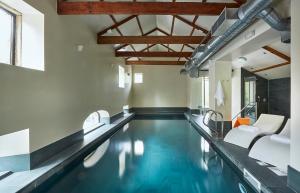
[270, 135, 290, 144]
[214, 80, 225, 106]
[238, 125, 260, 133]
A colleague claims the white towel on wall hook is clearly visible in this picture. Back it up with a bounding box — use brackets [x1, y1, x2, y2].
[215, 80, 225, 106]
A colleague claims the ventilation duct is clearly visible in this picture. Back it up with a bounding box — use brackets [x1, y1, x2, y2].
[182, 0, 291, 77]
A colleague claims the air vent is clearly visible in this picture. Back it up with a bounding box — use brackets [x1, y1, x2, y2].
[211, 8, 239, 36]
[243, 169, 261, 193]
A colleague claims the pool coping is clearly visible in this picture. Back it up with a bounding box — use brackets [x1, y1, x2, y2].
[0, 112, 296, 193]
[185, 113, 296, 193]
[0, 113, 135, 193]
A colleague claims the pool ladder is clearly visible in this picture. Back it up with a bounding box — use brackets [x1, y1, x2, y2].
[202, 109, 224, 139]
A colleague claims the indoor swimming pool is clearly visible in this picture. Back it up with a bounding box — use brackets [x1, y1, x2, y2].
[34, 119, 254, 193]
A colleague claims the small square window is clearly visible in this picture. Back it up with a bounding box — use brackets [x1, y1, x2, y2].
[118, 65, 125, 88]
[0, 6, 16, 65]
[134, 73, 143, 84]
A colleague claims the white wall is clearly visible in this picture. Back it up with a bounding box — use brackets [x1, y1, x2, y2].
[0, 0, 132, 152]
[290, 0, 300, 172]
[231, 68, 241, 119]
[209, 60, 232, 121]
[187, 77, 202, 109]
[131, 65, 187, 107]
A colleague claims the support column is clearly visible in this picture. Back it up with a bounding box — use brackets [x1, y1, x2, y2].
[289, 0, 300, 192]
[209, 60, 232, 121]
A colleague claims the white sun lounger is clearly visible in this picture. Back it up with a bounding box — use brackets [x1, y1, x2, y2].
[249, 119, 290, 172]
[224, 114, 285, 148]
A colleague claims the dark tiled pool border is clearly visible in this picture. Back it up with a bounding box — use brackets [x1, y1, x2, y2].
[185, 112, 296, 193]
[0, 109, 297, 193]
[288, 166, 300, 193]
[0, 113, 135, 193]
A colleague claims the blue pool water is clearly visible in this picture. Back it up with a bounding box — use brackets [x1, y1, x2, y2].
[35, 119, 254, 193]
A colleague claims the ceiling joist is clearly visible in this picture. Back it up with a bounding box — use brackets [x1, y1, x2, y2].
[57, 1, 239, 15]
[125, 60, 186, 65]
[97, 36, 207, 44]
[116, 51, 193, 57]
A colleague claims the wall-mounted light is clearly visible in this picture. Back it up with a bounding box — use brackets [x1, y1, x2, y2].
[77, 44, 84, 52]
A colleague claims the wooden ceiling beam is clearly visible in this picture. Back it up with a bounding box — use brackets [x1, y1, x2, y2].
[252, 61, 290, 73]
[174, 15, 209, 34]
[57, 1, 239, 15]
[98, 15, 136, 36]
[116, 51, 193, 57]
[233, 0, 246, 5]
[262, 46, 291, 62]
[125, 60, 186, 65]
[98, 36, 207, 44]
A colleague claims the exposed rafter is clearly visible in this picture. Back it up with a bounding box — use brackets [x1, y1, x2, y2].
[114, 27, 157, 52]
[178, 15, 199, 61]
[116, 51, 193, 57]
[262, 46, 291, 62]
[174, 15, 209, 34]
[252, 61, 290, 73]
[125, 60, 186, 65]
[57, 1, 239, 15]
[97, 15, 136, 36]
[97, 36, 207, 44]
[251, 46, 291, 73]
[233, 0, 247, 6]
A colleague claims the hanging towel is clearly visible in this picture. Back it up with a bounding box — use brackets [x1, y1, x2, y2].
[214, 80, 225, 106]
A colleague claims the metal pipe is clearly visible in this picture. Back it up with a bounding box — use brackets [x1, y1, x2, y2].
[182, 0, 290, 76]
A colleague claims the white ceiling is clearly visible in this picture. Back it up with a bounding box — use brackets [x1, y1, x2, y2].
[232, 39, 291, 80]
[70, 0, 291, 79]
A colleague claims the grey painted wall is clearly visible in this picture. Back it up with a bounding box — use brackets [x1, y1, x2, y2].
[268, 78, 291, 118]
[241, 69, 290, 118]
[0, 0, 132, 152]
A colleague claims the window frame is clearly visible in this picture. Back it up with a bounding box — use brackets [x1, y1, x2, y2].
[118, 65, 125, 88]
[0, 4, 18, 66]
[202, 77, 209, 108]
[134, 73, 143, 84]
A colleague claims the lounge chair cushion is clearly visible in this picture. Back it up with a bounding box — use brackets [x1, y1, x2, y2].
[249, 136, 290, 172]
[224, 114, 284, 148]
[253, 114, 285, 133]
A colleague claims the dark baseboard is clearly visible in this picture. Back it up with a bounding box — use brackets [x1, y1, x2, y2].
[30, 129, 84, 169]
[0, 111, 128, 172]
[110, 112, 124, 123]
[288, 166, 300, 193]
[131, 107, 188, 115]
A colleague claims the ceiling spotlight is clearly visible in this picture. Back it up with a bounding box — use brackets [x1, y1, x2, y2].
[237, 56, 247, 65]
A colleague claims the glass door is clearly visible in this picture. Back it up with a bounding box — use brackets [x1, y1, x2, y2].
[244, 77, 257, 123]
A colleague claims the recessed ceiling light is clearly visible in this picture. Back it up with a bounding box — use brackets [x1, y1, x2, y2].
[237, 57, 247, 65]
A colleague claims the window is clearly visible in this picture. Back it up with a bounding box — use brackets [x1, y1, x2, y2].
[0, 5, 16, 65]
[134, 73, 143, 84]
[0, 0, 44, 71]
[202, 77, 209, 108]
[118, 65, 125, 88]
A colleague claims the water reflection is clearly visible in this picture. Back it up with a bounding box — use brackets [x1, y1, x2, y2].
[83, 139, 110, 168]
[123, 123, 129, 132]
[134, 140, 144, 156]
[118, 150, 126, 178]
[41, 120, 255, 193]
